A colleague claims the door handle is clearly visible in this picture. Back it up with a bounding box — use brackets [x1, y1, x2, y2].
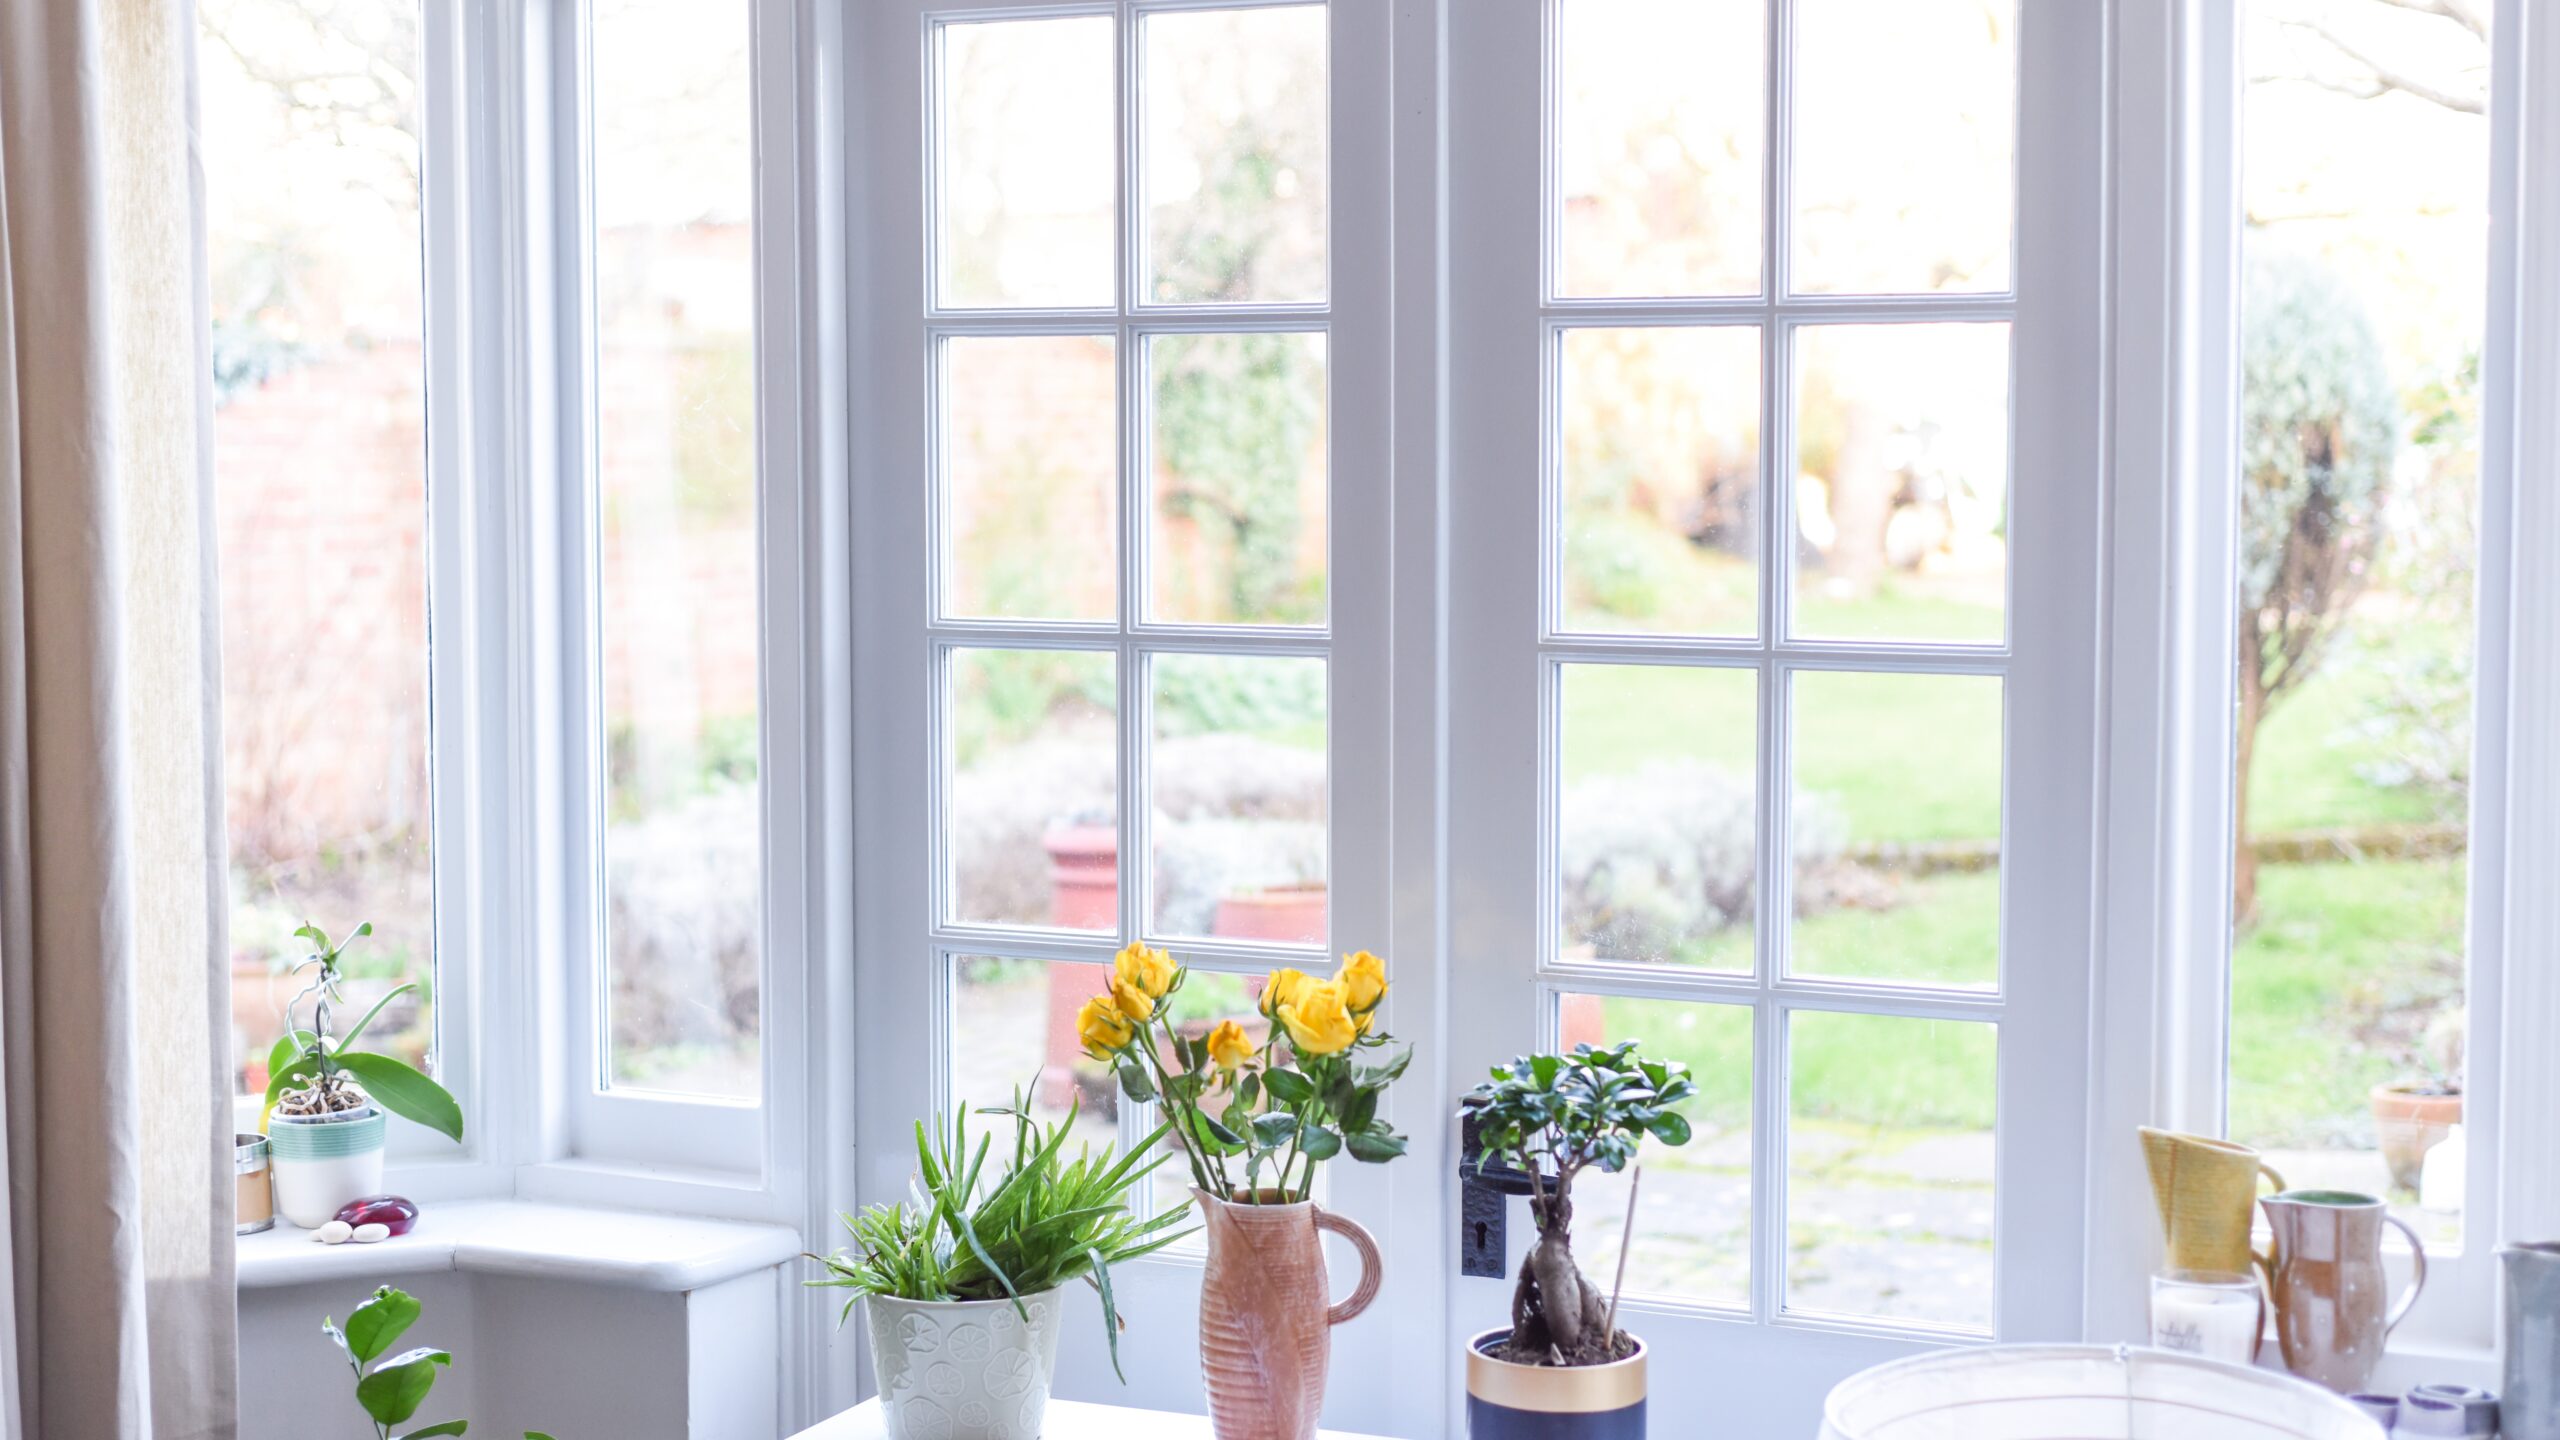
[1458, 1113, 1551, 1278]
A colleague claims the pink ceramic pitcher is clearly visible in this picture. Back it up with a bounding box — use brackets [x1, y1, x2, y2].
[2255, 1190, 2425, 1392]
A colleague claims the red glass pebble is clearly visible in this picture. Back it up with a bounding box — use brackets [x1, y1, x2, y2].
[332, 1195, 419, 1236]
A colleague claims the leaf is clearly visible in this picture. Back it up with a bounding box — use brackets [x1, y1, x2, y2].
[1297, 1124, 1342, 1161]
[1340, 1085, 1378, 1134]
[345, 1286, 422, 1364]
[356, 1348, 452, 1427]
[1088, 1247, 1128, 1384]
[265, 1032, 302, 1084]
[338, 982, 419, 1051]
[1529, 1055, 1561, 1090]
[335, 1052, 465, 1142]
[260, 1057, 323, 1132]
[397, 1423, 469, 1439]
[1250, 1112, 1298, 1148]
[1345, 1129, 1407, 1163]
[1648, 1110, 1693, 1146]
[322, 1317, 349, 1355]
[1114, 1057, 1157, 1105]
[1261, 1069, 1314, 1105]
[1237, 1072, 1260, 1108]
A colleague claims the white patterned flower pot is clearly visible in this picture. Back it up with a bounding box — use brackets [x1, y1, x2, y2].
[864, 1290, 1064, 1440]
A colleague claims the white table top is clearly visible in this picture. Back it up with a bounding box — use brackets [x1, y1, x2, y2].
[790, 1397, 1391, 1440]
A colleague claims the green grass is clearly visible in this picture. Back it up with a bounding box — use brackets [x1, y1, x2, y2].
[1613, 857, 2465, 1144]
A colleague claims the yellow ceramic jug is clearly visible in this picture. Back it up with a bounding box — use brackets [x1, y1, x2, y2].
[2138, 1127, 2286, 1274]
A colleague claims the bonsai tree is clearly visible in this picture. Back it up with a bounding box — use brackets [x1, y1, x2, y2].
[322, 1284, 555, 1439]
[1460, 1041, 1696, 1367]
[263, 922, 463, 1142]
[805, 1088, 1195, 1380]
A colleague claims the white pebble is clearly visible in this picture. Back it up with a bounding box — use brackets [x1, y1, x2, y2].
[351, 1223, 390, 1244]
[314, 1221, 354, 1245]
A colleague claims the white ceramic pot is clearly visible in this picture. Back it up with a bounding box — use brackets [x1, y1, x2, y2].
[266, 1105, 387, 1229]
[864, 1290, 1064, 1440]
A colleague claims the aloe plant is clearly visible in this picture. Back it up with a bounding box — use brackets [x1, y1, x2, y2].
[806, 1089, 1196, 1380]
[263, 922, 462, 1142]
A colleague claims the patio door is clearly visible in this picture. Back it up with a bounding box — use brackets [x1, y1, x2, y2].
[1441, 1, 2107, 1430]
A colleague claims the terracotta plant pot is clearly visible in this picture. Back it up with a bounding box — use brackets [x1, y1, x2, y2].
[2369, 1084, 2461, 1192]
[864, 1290, 1064, 1440]
[1464, 1327, 1647, 1440]
[1211, 883, 1328, 945]
[1195, 1189, 1381, 1440]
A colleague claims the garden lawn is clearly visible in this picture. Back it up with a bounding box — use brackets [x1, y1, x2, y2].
[1611, 856, 2465, 1144]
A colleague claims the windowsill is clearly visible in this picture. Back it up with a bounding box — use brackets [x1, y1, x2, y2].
[236, 1198, 801, 1293]
[792, 1398, 1392, 1440]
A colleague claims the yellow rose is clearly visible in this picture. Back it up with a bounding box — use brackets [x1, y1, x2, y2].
[1076, 994, 1134, 1058]
[1109, 974, 1157, 1024]
[1259, 967, 1316, 1018]
[1339, 950, 1387, 1012]
[1204, 1019, 1254, 1071]
[1280, 980, 1360, 1056]
[1114, 942, 1179, 1001]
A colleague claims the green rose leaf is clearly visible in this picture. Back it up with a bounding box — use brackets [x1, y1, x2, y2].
[1250, 1112, 1298, 1148]
[1115, 1057, 1158, 1104]
[1261, 1069, 1314, 1106]
[1297, 1124, 1342, 1160]
[1345, 1128, 1407, 1164]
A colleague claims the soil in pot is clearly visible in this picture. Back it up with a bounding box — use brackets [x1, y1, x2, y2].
[1465, 1326, 1647, 1440]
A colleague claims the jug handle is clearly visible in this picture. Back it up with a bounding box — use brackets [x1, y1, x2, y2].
[2382, 1214, 2428, 1335]
[1314, 1205, 1382, 1326]
[2258, 1161, 2286, 1194]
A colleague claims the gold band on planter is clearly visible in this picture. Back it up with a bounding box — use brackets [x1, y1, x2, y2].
[1464, 1328, 1647, 1413]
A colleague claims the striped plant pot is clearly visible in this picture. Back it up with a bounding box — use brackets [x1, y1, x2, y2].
[1465, 1328, 1647, 1440]
[267, 1105, 386, 1228]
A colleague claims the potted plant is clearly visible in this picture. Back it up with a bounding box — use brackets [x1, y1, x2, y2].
[262, 923, 463, 1228]
[1081, 945, 1408, 1440]
[1457, 1041, 1697, 1440]
[806, 1089, 1192, 1440]
[320, 1283, 557, 1438]
[2371, 1007, 2464, 1192]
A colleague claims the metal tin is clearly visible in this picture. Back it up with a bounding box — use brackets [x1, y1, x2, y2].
[234, 1132, 274, 1236]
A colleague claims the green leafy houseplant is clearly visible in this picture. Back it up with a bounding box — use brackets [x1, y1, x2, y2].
[805, 1090, 1195, 1380]
[1459, 1041, 1697, 1367]
[323, 1285, 555, 1440]
[263, 922, 462, 1141]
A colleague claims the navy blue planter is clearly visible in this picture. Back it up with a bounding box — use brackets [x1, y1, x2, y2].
[1465, 1328, 1648, 1440]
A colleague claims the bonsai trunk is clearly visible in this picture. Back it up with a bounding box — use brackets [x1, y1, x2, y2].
[1506, 1189, 1616, 1366]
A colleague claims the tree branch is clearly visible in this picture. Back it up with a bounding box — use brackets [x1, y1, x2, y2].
[2365, 0, 2486, 41]
[2280, 18, 2485, 114]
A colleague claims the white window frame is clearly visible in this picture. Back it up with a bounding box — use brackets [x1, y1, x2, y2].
[843, 0, 1414, 1422]
[2089, 0, 2560, 1376]
[1440, 1, 2106, 1431]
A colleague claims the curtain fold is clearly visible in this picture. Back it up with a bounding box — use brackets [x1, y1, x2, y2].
[0, 0, 237, 1436]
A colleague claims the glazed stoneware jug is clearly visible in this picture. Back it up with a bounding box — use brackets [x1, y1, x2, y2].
[2503, 1242, 2560, 1440]
[2255, 1190, 2425, 1392]
[1194, 1189, 1382, 1440]
[2140, 1127, 2286, 1274]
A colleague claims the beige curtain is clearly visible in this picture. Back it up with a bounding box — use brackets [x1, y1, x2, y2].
[0, 0, 238, 1437]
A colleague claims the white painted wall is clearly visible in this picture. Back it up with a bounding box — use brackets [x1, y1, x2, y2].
[240, 1269, 780, 1440]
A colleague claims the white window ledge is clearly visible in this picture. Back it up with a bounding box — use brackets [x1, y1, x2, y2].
[236, 1198, 801, 1293]
[792, 1399, 1390, 1440]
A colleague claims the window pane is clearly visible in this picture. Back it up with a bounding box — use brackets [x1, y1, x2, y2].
[1142, 5, 1328, 305]
[942, 334, 1118, 622]
[1555, 0, 1764, 298]
[2229, 0, 2489, 1251]
[1792, 323, 2009, 643]
[203, 0, 434, 1098]
[1149, 654, 1328, 945]
[1561, 994, 1753, 1309]
[1558, 664, 1757, 971]
[1787, 1012, 1996, 1329]
[950, 954, 1120, 1154]
[948, 648, 1119, 932]
[937, 15, 1115, 309]
[1790, 0, 2015, 294]
[594, 0, 760, 1098]
[1559, 326, 1761, 638]
[1789, 672, 2002, 990]
[1147, 332, 1328, 626]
